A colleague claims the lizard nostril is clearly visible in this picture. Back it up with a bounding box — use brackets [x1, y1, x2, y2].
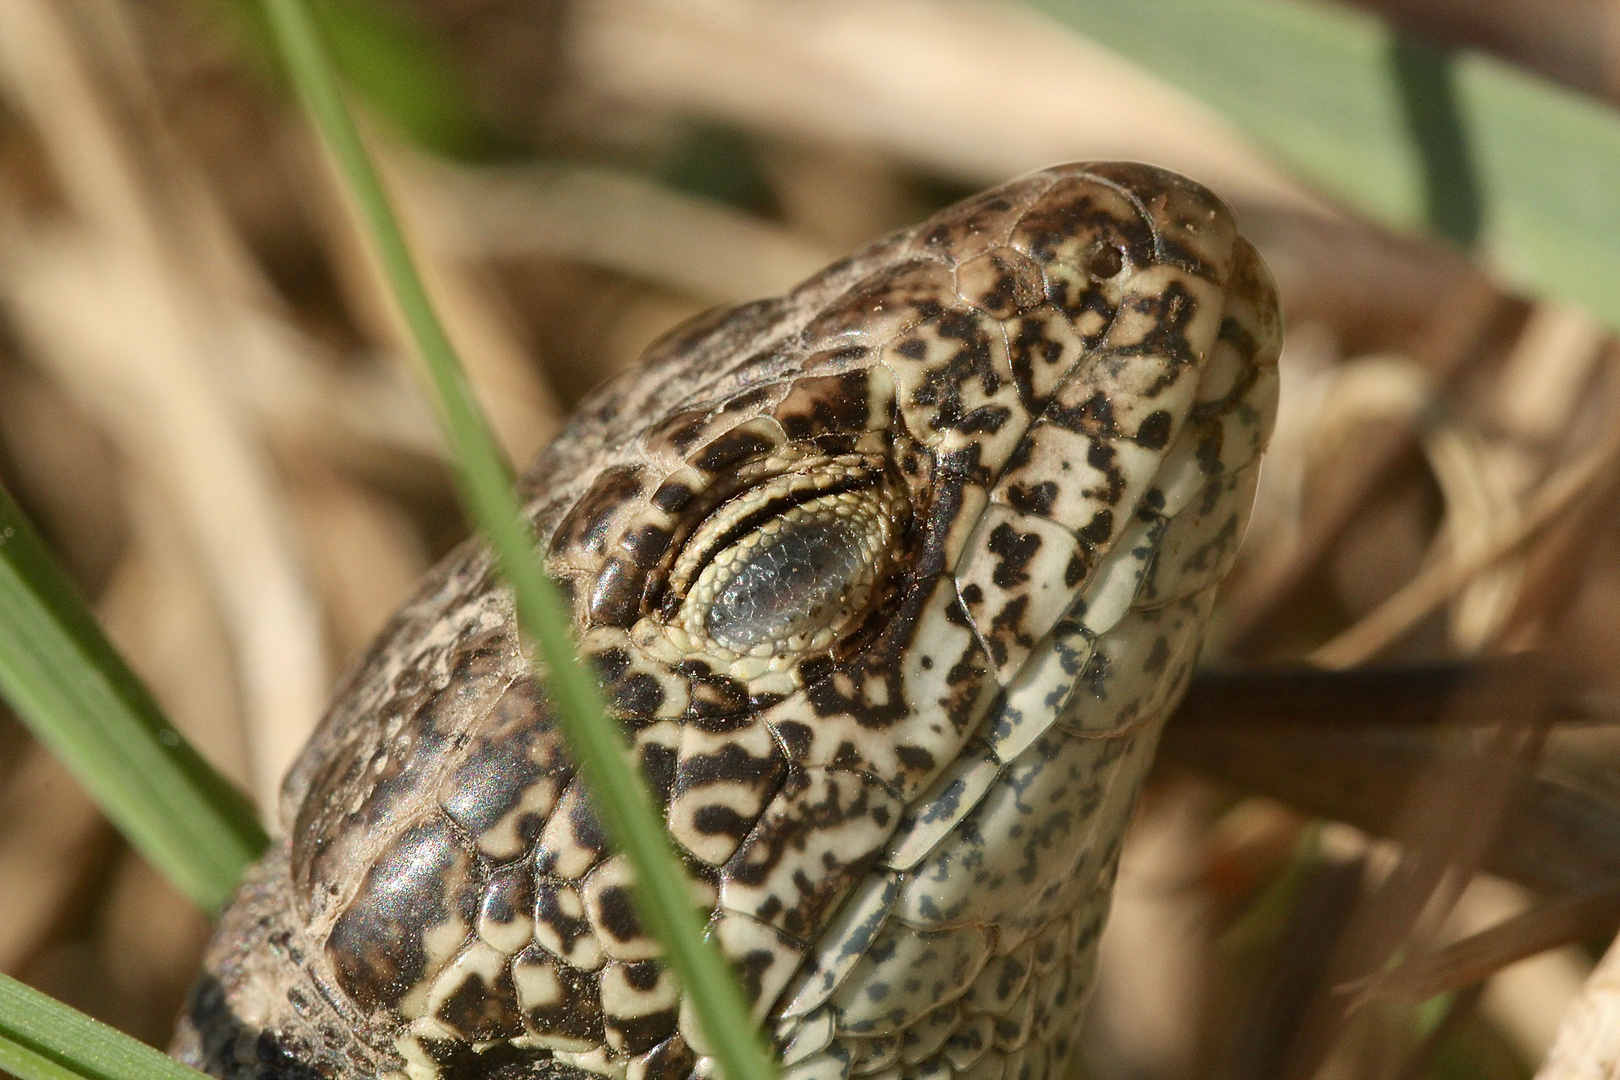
[1085, 242, 1125, 279]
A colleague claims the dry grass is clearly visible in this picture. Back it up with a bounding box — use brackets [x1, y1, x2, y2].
[2, 0, 1620, 1077]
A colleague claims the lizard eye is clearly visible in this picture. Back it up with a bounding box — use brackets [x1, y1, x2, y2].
[688, 490, 892, 653]
[664, 459, 906, 658]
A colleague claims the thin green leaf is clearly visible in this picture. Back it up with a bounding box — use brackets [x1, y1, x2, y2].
[0, 484, 267, 913]
[1030, 0, 1620, 333]
[208, 0, 497, 158]
[315, 0, 495, 158]
[253, 2, 778, 1078]
[0, 972, 209, 1080]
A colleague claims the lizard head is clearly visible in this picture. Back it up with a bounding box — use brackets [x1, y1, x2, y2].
[177, 162, 1280, 1080]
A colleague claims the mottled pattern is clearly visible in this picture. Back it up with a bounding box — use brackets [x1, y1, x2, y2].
[173, 163, 1281, 1080]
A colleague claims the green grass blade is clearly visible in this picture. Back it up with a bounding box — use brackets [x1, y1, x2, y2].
[0, 973, 209, 1080]
[208, 0, 496, 158]
[1031, 0, 1620, 333]
[254, 1, 778, 1078]
[0, 484, 267, 913]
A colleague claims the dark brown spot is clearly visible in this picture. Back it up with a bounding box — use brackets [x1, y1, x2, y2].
[607, 672, 666, 718]
[644, 409, 715, 458]
[986, 522, 1041, 588]
[531, 885, 595, 960]
[434, 958, 524, 1042]
[724, 386, 775, 413]
[774, 720, 813, 760]
[691, 805, 754, 844]
[589, 557, 646, 627]
[774, 370, 876, 440]
[550, 466, 644, 559]
[681, 669, 750, 725]
[1143, 634, 1172, 675]
[1046, 389, 1115, 437]
[607, 1007, 679, 1056]
[1011, 176, 1154, 268]
[988, 595, 1034, 650]
[650, 480, 697, 515]
[724, 952, 780, 1013]
[620, 523, 674, 565]
[895, 745, 935, 773]
[478, 867, 534, 929]
[637, 738, 678, 809]
[1006, 481, 1058, 517]
[595, 884, 642, 944]
[957, 248, 1043, 319]
[637, 1036, 696, 1080]
[417, 1038, 556, 1080]
[512, 945, 603, 1041]
[1065, 550, 1093, 588]
[1137, 410, 1173, 451]
[693, 423, 779, 474]
[1075, 510, 1112, 549]
[676, 740, 786, 789]
[1125, 281, 1201, 363]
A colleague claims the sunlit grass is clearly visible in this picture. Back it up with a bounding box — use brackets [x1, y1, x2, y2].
[0, 973, 210, 1080]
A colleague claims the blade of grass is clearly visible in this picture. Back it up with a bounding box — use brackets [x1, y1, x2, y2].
[254, 2, 777, 1078]
[0, 484, 267, 913]
[0, 972, 209, 1080]
[1030, 0, 1620, 335]
[208, 0, 497, 158]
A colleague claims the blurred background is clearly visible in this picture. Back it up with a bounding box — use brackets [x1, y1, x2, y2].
[4, 1, 1620, 1079]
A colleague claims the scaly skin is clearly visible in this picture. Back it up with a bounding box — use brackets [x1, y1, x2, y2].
[172, 162, 1281, 1080]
